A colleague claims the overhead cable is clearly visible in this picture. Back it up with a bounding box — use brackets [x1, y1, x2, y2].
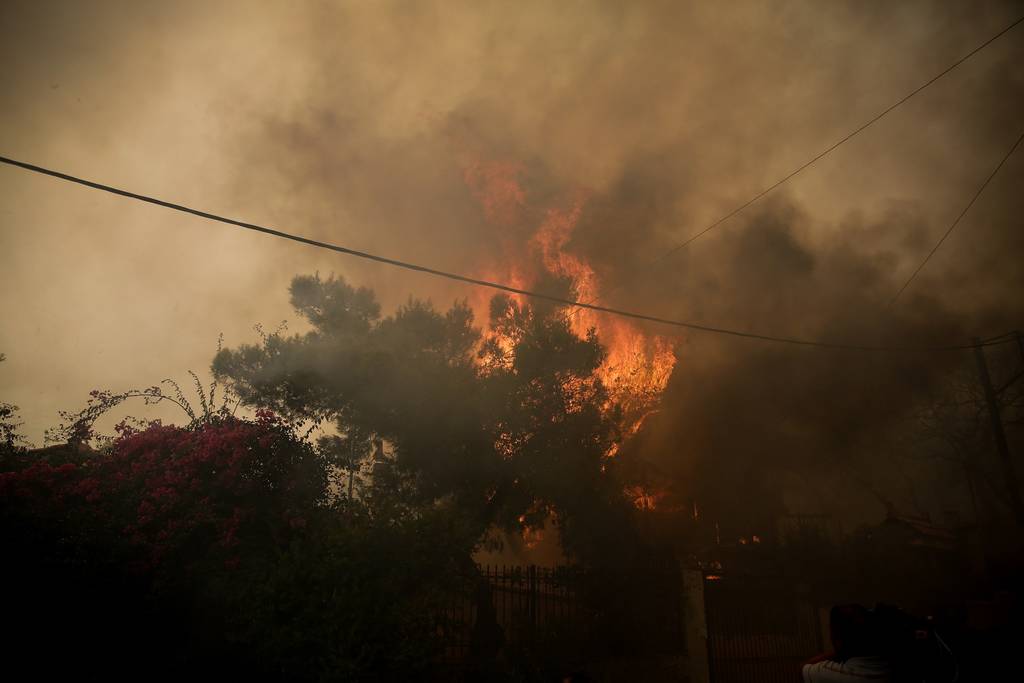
[0, 154, 1015, 352]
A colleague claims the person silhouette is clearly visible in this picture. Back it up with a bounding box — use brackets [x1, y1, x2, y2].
[803, 604, 894, 682]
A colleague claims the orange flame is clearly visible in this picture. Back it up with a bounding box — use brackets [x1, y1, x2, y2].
[463, 159, 676, 455]
[462, 160, 526, 226]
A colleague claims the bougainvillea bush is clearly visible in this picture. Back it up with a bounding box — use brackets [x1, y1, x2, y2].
[1, 405, 473, 682]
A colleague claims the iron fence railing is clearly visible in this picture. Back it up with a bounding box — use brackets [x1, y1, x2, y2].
[437, 563, 682, 666]
[704, 573, 824, 683]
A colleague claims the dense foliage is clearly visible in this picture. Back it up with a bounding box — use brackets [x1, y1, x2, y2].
[1, 275, 661, 681]
[2, 409, 476, 681]
[213, 274, 639, 561]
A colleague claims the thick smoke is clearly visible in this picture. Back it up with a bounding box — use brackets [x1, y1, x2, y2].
[2, 1, 1022, 529]
[223, 1, 1023, 529]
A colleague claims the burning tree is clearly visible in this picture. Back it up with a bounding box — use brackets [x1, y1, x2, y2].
[462, 159, 676, 448]
[212, 273, 668, 562]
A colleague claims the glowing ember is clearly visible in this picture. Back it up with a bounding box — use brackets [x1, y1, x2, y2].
[521, 525, 544, 549]
[626, 485, 666, 511]
[517, 504, 551, 549]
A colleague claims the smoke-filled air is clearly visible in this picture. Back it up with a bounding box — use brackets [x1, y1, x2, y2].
[2, 2, 1023, 681]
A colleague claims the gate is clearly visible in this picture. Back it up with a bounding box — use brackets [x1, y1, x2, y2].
[438, 564, 589, 664]
[438, 564, 684, 670]
[704, 574, 823, 683]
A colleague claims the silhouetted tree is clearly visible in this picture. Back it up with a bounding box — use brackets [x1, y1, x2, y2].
[213, 274, 639, 562]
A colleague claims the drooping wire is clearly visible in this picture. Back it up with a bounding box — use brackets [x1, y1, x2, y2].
[0, 154, 1017, 353]
[573, 14, 1024, 314]
[890, 131, 1023, 304]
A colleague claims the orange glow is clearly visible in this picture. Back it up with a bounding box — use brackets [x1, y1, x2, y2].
[462, 160, 526, 226]
[517, 505, 549, 549]
[462, 158, 677, 455]
[521, 525, 544, 549]
[626, 485, 666, 511]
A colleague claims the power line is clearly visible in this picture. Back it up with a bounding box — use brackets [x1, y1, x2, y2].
[0, 154, 1014, 352]
[578, 13, 1024, 312]
[980, 330, 1021, 344]
[890, 130, 1024, 305]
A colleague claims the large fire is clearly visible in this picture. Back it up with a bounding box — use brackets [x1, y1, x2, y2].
[462, 160, 676, 453]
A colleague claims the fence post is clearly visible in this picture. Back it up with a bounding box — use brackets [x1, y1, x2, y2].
[683, 569, 711, 683]
[817, 606, 830, 654]
[528, 564, 537, 645]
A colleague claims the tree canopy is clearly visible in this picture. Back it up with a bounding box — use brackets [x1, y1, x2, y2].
[213, 274, 635, 559]
[1, 275, 665, 681]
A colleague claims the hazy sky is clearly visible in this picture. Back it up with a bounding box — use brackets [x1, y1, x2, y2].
[2, 1, 1022, 522]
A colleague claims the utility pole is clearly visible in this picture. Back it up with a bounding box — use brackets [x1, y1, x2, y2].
[973, 338, 1024, 526]
[348, 437, 355, 499]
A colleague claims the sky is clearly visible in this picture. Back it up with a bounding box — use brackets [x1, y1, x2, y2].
[2, 0, 1022, 528]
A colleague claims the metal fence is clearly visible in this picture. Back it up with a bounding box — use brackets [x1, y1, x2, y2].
[704, 573, 824, 683]
[438, 564, 832, 680]
[438, 564, 589, 664]
[438, 563, 683, 668]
